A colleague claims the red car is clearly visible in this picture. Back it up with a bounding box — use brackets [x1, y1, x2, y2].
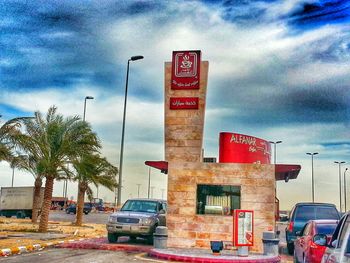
[294, 219, 338, 263]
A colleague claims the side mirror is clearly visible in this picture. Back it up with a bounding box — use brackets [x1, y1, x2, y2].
[159, 209, 166, 214]
[313, 234, 327, 246]
[295, 231, 302, 236]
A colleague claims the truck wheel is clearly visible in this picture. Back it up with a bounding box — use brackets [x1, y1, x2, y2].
[107, 233, 118, 243]
[287, 242, 294, 255]
[146, 235, 154, 245]
[16, 211, 25, 219]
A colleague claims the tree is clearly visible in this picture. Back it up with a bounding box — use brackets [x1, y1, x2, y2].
[11, 106, 100, 232]
[0, 118, 22, 162]
[72, 153, 117, 226]
[10, 154, 45, 223]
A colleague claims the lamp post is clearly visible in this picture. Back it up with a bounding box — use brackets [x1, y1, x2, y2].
[306, 152, 319, 203]
[11, 167, 15, 187]
[83, 96, 95, 197]
[335, 161, 346, 213]
[117, 55, 144, 206]
[136, 184, 141, 198]
[148, 167, 151, 199]
[344, 168, 349, 212]
[269, 141, 282, 164]
[83, 96, 94, 122]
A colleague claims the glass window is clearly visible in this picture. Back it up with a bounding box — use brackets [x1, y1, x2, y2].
[197, 185, 240, 215]
[121, 200, 158, 213]
[338, 216, 350, 248]
[316, 224, 337, 235]
[316, 207, 339, 220]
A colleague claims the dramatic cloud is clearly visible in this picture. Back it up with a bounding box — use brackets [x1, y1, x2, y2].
[0, 0, 349, 208]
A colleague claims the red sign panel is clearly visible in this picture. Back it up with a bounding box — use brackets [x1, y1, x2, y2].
[219, 132, 271, 164]
[234, 210, 254, 247]
[171, 50, 201, 90]
[170, 97, 199, 110]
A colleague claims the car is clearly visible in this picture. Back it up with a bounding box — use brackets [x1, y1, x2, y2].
[65, 203, 92, 215]
[286, 202, 340, 255]
[106, 198, 167, 244]
[294, 219, 338, 263]
[319, 211, 350, 262]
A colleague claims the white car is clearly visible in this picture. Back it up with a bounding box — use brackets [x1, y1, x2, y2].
[320, 212, 350, 262]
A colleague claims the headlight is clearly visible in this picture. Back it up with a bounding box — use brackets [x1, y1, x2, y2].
[141, 218, 153, 225]
[108, 216, 117, 223]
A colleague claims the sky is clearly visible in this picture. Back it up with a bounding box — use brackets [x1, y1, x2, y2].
[0, 0, 349, 210]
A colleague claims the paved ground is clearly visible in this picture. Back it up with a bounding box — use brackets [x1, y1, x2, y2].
[0, 248, 155, 263]
[48, 210, 109, 224]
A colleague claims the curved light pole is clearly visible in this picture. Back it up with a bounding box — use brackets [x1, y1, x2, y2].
[344, 168, 348, 212]
[117, 55, 144, 206]
[269, 141, 282, 164]
[335, 161, 346, 213]
[83, 96, 94, 122]
[306, 152, 319, 203]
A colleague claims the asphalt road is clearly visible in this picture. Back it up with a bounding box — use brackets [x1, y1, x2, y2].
[48, 210, 110, 224]
[0, 249, 155, 263]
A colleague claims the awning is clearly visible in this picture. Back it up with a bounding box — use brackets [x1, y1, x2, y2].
[275, 164, 301, 182]
[145, 161, 168, 174]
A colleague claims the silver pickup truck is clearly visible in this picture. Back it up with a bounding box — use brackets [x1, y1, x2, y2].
[106, 198, 167, 244]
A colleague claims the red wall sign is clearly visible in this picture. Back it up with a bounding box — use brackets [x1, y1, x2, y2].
[171, 50, 201, 90]
[170, 97, 199, 110]
[233, 210, 254, 247]
[219, 132, 271, 164]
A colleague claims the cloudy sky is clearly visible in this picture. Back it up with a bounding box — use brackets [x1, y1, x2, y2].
[0, 0, 349, 210]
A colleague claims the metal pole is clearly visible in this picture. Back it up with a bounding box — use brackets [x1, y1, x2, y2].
[116, 55, 143, 206]
[117, 59, 130, 206]
[148, 167, 151, 199]
[344, 168, 348, 212]
[335, 161, 346, 213]
[136, 184, 141, 198]
[11, 167, 14, 187]
[307, 153, 318, 203]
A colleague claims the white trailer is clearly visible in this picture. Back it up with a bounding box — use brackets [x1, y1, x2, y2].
[0, 186, 44, 218]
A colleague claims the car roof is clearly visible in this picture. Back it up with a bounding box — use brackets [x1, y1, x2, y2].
[294, 202, 337, 207]
[125, 198, 167, 202]
[311, 219, 339, 224]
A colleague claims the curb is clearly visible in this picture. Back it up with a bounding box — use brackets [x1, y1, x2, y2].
[148, 250, 281, 263]
[0, 236, 101, 257]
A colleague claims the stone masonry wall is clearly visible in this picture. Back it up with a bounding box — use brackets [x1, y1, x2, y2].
[167, 162, 275, 253]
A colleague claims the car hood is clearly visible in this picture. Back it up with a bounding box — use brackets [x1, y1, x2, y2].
[111, 211, 156, 218]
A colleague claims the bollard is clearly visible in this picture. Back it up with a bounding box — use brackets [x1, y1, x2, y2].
[153, 226, 168, 249]
[262, 231, 279, 256]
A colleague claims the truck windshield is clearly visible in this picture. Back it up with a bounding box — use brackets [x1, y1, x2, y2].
[121, 200, 158, 213]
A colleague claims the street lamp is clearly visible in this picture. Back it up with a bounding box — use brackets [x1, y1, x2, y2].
[269, 141, 282, 164]
[83, 96, 94, 121]
[306, 152, 319, 203]
[148, 167, 151, 199]
[344, 168, 349, 212]
[335, 161, 346, 213]
[136, 184, 141, 198]
[117, 55, 144, 206]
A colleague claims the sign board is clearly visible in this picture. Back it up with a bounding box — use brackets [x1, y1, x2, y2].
[170, 97, 199, 110]
[233, 209, 254, 247]
[219, 132, 271, 164]
[171, 50, 201, 90]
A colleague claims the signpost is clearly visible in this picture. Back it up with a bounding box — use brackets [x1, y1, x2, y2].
[234, 209, 254, 256]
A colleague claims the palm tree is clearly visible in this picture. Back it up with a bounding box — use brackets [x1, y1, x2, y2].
[11, 106, 100, 232]
[10, 154, 45, 223]
[0, 118, 22, 162]
[72, 153, 117, 226]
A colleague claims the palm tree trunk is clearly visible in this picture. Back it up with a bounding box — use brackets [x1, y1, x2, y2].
[75, 182, 86, 226]
[38, 177, 54, 232]
[31, 177, 42, 223]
